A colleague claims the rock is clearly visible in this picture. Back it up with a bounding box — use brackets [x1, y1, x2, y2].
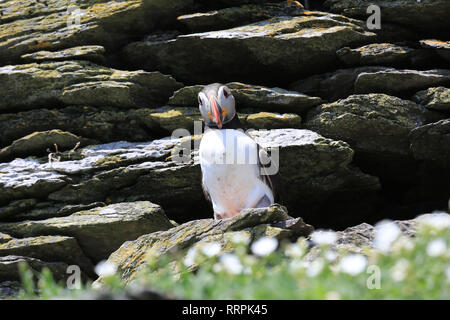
[20, 45, 106, 64]
[305, 94, 427, 157]
[354, 69, 450, 97]
[136, 107, 203, 134]
[249, 129, 381, 227]
[0, 0, 193, 64]
[0, 139, 180, 209]
[0, 130, 93, 162]
[0, 106, 158, 147]
[138, 106, 302, 131]
[324, 0, 450, 33]
[413, 87, 450, 112]
[290, 66, 389, 101]
[0, 235, 93, 275]
[98, 204, 313, 283]
[226, 83, 324, 114]
[41, 129, 380, 226]
[245, 112, 302, 129]
[0, 202, 175, 262]
[46, 139, 177, 175]
[0, 199, 36, 220]
[0, 128, 380, 226]
[305, 215, 419, 259]
[46, 158, 206, 222]
[177, 2, 304, 32]
[168, 85, 204, 107]
[169, 82, 324, 114]
[123, 13, 376, 84]
[0, 281, 21, 299]
[367, 23, 417, 43]
[0, 61, 183, 112]
[291, 67, 450, 101]
[420, 40, 450, 51]
[420, 40, 450, 61]
[301, 86, 448, 213]
[0, 104, 262, 148]
[304, 93, 448, 208]
[137, 105, 303, 131]
[0, 158, 67, 206]
[0, 255, 77, 283]
[0, 103, 308, 150]
[332, 223, 375, 253]
[251, 129, 358, 176]
[409, 119, 450, 167]
[0, 233, 13, 244]
[336, 43, 413, 66]
[12, 202, 106, 222]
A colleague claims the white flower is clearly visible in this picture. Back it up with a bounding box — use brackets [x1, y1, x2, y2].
[201, 242, 222, 257]
[251, 237, 278, 257]
[219, 253, 243, 275]
[390, 259, 410, 282]
[426, 238, 447, 257]
[228, 232, 251, 245]
[306, 259, 324, 277]
[337, 254, 367, 276]
[373, 220, 401, 253]
[95, 260, 117, 277]
[212, 263, 223, 273]
[184, 247, 198, 267]
[392, 236, 415, 252]
[289, 259, 308, 272]
[310, 230, 337, 246]
[285, 243, 304, 258]
[324, 250, 338, 262]
[418, 212, 450, 231]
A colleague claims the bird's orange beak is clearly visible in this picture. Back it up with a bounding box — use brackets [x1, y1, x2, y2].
[210, 96, 222, 129]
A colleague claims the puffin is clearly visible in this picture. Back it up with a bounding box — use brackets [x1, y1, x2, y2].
[198, 83, 282, 219]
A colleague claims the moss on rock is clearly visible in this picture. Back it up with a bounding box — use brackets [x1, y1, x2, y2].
[306, 94, 427, 156]
[0, 202, 175, 262]
[0, 61, 182, 112]
[97, 204, 312, 284]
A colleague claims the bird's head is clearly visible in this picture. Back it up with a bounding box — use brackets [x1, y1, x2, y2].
[198, 83, 236, 129]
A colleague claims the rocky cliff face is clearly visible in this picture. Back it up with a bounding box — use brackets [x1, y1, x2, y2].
[0, 0, 449, 296]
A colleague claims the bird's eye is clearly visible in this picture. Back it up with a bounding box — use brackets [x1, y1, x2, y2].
[198, 96, 203, 105]
[223, 89, 230, 98]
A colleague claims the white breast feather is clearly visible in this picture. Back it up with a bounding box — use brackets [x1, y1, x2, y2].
[199, 129, 274, 217]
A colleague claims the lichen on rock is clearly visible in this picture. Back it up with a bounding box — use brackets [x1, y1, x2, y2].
[97, 204, 313, 284]
[0, 61, 183, 111]
[0, 201, 175, 262]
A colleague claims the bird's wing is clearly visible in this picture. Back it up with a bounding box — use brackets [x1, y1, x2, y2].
[256, 143, 284, 205]
[228, 115, 284, 204]
[201, 176, 212, 204]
